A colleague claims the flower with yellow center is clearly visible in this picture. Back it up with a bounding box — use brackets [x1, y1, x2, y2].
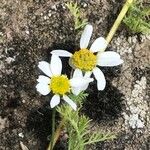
[71, 49, 96, 71]
[50, 75, 70, 95]
[36, 55, 93, 110]
[51, 24, 123, 90]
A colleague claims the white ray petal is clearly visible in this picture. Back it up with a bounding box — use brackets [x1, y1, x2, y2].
[70, 77, 88, 87]
[36, 83, 50, 95]
[50, 94, 60, 108]
[73, 69, 83, 78]
[81, 83, 89, 91]
[70, 76, 93, 90]
[38, 61, 52, 77]
[50, 55, 62, 75]
[80, 24, 93, 49]
[84, 71, 92, 78]
[37, 75, 50, 84]
[72, 87, 81, 95]
[90, 37, 108, 52]
[72, 80, 90, 95]
[97, 51, 123, 66]
[63, 95, 77, 110]
[51, 50, 72, 57]
[93, 67, 106, 90]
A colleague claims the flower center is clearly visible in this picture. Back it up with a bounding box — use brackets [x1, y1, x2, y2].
[50, 75, 70, 95]
[71, 49, 97, 71]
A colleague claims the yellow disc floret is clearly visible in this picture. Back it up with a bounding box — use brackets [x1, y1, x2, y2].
[71, 49, 97, 71]
[50, 75, 70, 95]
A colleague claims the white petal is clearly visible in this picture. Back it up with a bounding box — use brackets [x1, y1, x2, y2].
[50, 55, 62, 75]
[70, 77, 93, 88]
[81, 76, 93, 90]
[97, 51, 123, 67]
[72, 87, 81, 95]
[38, 61, 52, 77]
[72, 82, 89, 95]
[51, 50, 72, 57]
[73, 69, 83, 78]
[36, 83, 50, 95]
[80, 24, 93, 49]
[37, 75, 50, 84]
[84, 71, 92, 78]
[85, 77, 94, 83]
[93, 67, 106, 90]
[71, 76, 93, 95]
[50, 95, 60, 108]
[81, 83, 89, 91]
[63, 95, 77, 110]
[90, 37, 108, 52]
[70, 77, 88, 87]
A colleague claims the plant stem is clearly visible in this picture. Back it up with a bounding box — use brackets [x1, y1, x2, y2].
[51, 109, 56, 149]
[102, 0, 134, 51]
[47, 1, 134, 150]
[47, 118, 65, 150]
[53, 118, 65, 146]
[49, 108, 56, 150]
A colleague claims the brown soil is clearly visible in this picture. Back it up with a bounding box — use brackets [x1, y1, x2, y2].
[0, 0, 149, 150]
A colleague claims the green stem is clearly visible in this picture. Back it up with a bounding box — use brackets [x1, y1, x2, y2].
[47, 118, 65, 150]
[101, 0, 134, 52]
[51, 108, 56, 150]
[83, 135, 115, 146]
[53, 118, 65, 146]
[50, 108, 56, 150]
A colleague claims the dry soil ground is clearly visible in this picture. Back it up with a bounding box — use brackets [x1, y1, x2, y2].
[0, 0, 150, 150]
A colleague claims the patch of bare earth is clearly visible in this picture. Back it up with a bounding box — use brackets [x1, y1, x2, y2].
[0, 0, 149, 150]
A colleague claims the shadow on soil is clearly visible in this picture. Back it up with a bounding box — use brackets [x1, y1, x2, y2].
[83, 65, 125, 122]
[26, 102, 52, 150]
[26, 101, 67, 150]
[26, 44, 125, 149]
[26, 42, 77, 150]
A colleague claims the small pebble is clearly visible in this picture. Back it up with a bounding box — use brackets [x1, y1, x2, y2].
[48, 13, 52, 17]
[18, 133, 24, 138]
[44, 16, 47, 20]
[25, 30, 29, 35]
[51, 5, 57, 10]
[132, 36, 137, 43]
[128, 37, 132, 44]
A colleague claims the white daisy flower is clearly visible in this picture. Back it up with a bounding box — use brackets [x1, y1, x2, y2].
[36, 55, 93, 110]
[50, 24, 123, 90]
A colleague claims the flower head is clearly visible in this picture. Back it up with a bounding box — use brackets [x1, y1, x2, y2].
[50, 75, 70, 95]
[36, 55, 93, 110]
[51, 25, 123, 90]
[71, 48, 97, 71]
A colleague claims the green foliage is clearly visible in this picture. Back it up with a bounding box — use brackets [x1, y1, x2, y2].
[123, 0, 150, 34]
[57, 92, 115, 150]
[66, 2, 88, 30]
[68, 91, 89, 105]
